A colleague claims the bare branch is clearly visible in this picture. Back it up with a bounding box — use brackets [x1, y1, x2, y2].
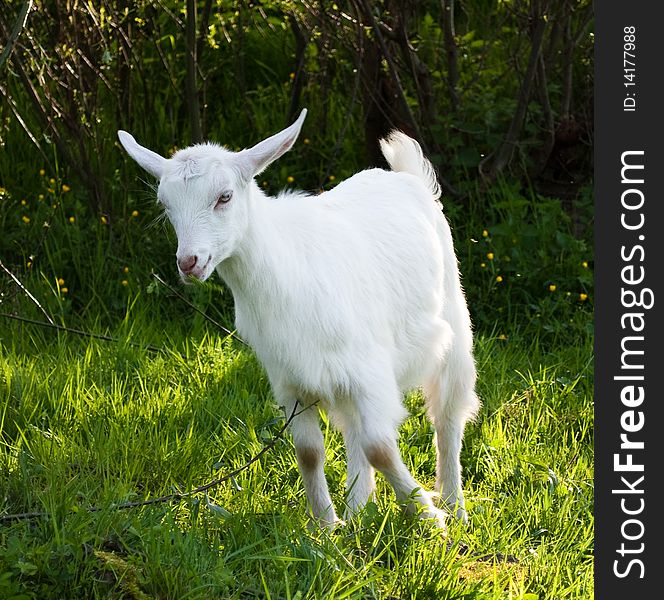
[0, 401, 306, 523]
[481, 0, 549, 181]
[0, 0, 32, 70]
[0, 260, 54, 325]
[185, 0, 203, 142]
[354, 0, 460, 197]
[529, 52, 555, 178]
[0, 312, 169, 355]
[287, 15, 309, 126]
[151, 273, 247, 346]
[355, 0, 426, 152]
[441, 0, 459, 111]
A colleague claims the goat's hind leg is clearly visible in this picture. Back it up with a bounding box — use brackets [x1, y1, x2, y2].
[342, 427, 375, 520]
[350, 379, 448, 530]
[425, 351, 479, 524]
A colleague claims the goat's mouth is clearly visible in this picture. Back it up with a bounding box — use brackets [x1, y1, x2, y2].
[179, 254, 213, 283]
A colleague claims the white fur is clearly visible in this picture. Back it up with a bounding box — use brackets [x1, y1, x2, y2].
[118, 109, 480, 530]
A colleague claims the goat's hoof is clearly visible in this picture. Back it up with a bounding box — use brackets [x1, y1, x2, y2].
[307, 515, 344, 533]
[455, 506, 468, 525]
[420, 506, 449, 535]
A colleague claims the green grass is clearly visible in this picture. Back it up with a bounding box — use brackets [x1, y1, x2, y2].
[0, 7, 593, 594]
[0, 295, 593, 599]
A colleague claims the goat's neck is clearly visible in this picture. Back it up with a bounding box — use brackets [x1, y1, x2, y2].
[216, 184, 287, 303]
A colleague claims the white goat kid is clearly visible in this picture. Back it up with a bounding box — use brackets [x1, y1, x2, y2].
[118, 109, 480, 530]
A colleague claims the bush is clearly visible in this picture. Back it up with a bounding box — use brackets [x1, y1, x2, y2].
[457, 180, 593, 341]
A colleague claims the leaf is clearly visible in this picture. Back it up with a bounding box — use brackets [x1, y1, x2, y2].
[16, 560, 38, 576]
[205, 493, 232, 519]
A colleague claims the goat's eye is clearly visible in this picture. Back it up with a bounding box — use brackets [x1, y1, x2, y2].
[214, 192, 232, 208]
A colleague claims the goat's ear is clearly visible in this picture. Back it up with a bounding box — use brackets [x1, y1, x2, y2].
[236, 109, 307, 181]
[117, 130, 167, 179]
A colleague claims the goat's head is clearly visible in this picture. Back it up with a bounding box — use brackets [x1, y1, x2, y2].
[118, 109, 307, 282]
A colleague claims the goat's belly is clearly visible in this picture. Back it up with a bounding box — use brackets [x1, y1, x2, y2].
[235, 272, 449, 404]
[255, 317, 449, 403]
[394, 316, 453, 391]
[237, 320, 344, 398]
[280, 345, 354, 400]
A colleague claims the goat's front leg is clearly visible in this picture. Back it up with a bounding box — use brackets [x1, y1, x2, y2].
[282, 396, 338, 527]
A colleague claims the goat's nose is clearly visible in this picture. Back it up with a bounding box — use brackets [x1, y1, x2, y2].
[178, 254, 198, 273]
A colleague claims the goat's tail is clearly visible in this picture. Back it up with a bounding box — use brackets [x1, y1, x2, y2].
[379, 131, 442, 201]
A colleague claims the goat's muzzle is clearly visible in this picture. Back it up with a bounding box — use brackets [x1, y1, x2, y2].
[178, 254, 198, 274]
[177, 253, 212, 280]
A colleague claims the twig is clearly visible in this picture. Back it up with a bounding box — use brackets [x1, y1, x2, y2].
[0, 273, 246, 353]
[354, 0, 460, 198]
[480, 0, 549, 181]
[355, 0, 425, 150]
[319, 2, 363, 188]
[185, 0, 203, 142]
[0, 0, 32, 70]
[0, 260, 54, 324]
[152, 272, 248, 347]
[0, 401, 306, 523]
[441, 0, 459, 112]
[0, 313, 171, 355]
[287, 15, 309, 126]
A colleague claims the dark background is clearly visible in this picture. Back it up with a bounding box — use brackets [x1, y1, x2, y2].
[0, 0, 593, 339]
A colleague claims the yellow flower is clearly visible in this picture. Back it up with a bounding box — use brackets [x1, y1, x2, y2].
[69, 216, 75, 224]
[100, 215, 108, 225]
[39, 169, 45, 176]
[303, 138, 310, 145]
[22, 215, 30, 224]
[49, 178, 55, 185]
[0, 187, 6, 196]
[480, 262, 486, 268]
[328, 175, 336, 181]
[61, 287, 68, 294]
[47, 188, 55, 194]
[27, 261, 33, 269]
[498, 334, 507, 341]
[496, 275, 503, 283]
[581, 261, 588, 268]
[487, 252, 494, 260]
[548, 284, 556, 292]
[289, 72, 295, 80]
[123, 266, 129, 273]
[286, 176, 295, 184]
[132, 210, 139, 217]
[121, 280, 129, 286]
[62, 184, 71, 193]
[579, 293, 588, 302]
[482, 229, 489, 237]
[57, 278, 65, 286]
[38, 194, 44, 201]
[21, 199, 27, 206]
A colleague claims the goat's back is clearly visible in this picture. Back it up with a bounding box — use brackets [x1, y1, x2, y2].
[243, 167, 456, 398]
